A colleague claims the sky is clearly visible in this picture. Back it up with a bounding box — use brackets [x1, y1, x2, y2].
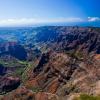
[0, 0, 100, 26]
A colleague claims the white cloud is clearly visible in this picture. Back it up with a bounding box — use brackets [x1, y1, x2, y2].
[0, 17, 99, 26]
[88, 17, 100, 22]
[46, 17, 83, 23]
[0, 18, 41, 26]
[0, 17, 84, 26]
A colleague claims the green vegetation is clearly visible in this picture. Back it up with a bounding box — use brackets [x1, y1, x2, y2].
[0, 59, 27, 67]
[18, 61, 28, 66]
[14, 67, 25, 76]
[21, 62, 35, 83]
[11, 61, 28, 77]
[74, 94, 100, 100]
[0, 59, 17, 67]
[21, 63, 30, 82]
[0, 58, 29, 79]
[74, 52, 84, 60]
[65, 50, 84, 60]
[31, 87, 43, 93]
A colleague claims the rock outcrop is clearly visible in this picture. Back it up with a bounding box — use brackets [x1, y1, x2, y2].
[1, 87, 59, 100]
[0, 76, 20, 94]
[24, 50, 100, 97]
[0, 26, 100, 100]
[0, 42, 27, 60]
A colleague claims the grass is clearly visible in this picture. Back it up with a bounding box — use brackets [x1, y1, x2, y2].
[74, 52, 84, 60]
[65, 50, 84, 60]
[21, 63, 31, 82]
[0, 59, 14, 67]
[21, 61, 37, 83]
[14, 67, 25, 76]
[74, 94, 100, 100]
[0, 59, 27, 67]
[31, 87, 43, 93]
[0, 59, 29, 78]
[18, 61, 28, 65]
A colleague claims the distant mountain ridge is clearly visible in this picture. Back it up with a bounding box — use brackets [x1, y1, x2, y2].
[0, 26, 100, 100]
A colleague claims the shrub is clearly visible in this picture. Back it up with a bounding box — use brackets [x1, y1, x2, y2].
[74, 94, 100, 100]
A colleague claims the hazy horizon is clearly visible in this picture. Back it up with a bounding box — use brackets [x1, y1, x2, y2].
[0, 0, 100, 27]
